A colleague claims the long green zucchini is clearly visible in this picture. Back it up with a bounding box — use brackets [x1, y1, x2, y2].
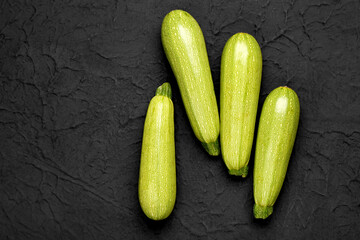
[253, 86, 300, 219]
[161, 10, 220, 156]
[220, 33, 262, 177]
[138, 83, 176, 220]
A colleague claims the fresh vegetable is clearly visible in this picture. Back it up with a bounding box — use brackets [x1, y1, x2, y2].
[253, 86, 300, 219]
[161, 10, 220, 156]
[138, 82, 176, 220]
[220, 32, 262, 177]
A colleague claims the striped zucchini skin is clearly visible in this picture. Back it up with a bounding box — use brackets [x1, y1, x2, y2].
[161, 10, 220, 156]
[253, 87, 300, 219]
[139, 83, 176, 220]
[220, 33, 262, 177]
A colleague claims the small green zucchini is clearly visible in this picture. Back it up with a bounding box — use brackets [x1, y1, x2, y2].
[220, 33, 262, 177]
[138, 83, 176, 220]
[161, 10, 220, 156]
[253, 86, 300, 219]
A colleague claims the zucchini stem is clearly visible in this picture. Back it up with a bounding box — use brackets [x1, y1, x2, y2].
[228, 166, 249, 178]
[201, 138, 220, 156]
[156, 82, 172, 99]
[253, 204, 273, 219]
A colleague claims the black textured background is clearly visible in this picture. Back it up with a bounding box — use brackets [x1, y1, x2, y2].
[1, 0, 359, 239]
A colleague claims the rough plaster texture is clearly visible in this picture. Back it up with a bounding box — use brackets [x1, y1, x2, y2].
[0, 0, 359, 239]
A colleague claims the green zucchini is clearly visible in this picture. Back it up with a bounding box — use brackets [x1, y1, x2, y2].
[161, 10, 220, 156]
[138, 82, 176, 220]
[220, 33, 262, 177]
[253, 86, 300, 219]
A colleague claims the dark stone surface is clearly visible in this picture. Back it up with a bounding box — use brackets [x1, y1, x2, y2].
[1, 0, 359, 239]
